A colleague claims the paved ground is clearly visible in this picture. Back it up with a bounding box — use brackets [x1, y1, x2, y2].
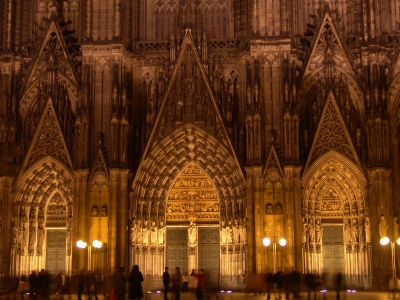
[11, 291, 399, 300]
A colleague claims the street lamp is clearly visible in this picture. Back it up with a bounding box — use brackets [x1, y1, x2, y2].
[263, 237, 286, 274]
[76, 240, 103, 270]
[380, 237, 400, 293]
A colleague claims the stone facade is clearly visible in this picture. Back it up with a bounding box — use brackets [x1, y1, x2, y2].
[0, 0, 400, 291]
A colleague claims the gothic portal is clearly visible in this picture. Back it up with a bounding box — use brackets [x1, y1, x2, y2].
[1, 0, 400, 292]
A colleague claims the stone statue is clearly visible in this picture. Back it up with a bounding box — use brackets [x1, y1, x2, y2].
[379, 215, 388, 239]
[91, 206, 99, 217]
[150, 222, 158, 246]
[232, 220, 240, 244]
[365, 216, 371, 243]
[37, 223, 45, 255]
[158, 221, 165, 245]
[302, 219, 309, 244]
[308, 219, 315, 242]
[239, 218, 247, 244]
[142, 221, 150, 246]
[344, 219, 352, 244]
[315, 219, 322, 243]
[188, 221, 197, 247]
[352, 219, 359, 243]
[220, 221, 227, 245]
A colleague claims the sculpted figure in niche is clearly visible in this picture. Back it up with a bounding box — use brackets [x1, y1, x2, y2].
[37, 223, 45, 255]
[232, 220, 240, 244]
[265, 204, 273, 215]
[352, 219, 359, 243]
[344, 219, 352, 245]
[188, 220, 197, 247]
[379, 215, 388, 239]
[315, 219, 322, 243]
[308, 219, 315, 243]
[239, 218, 247, 244]
[100, 206, 108, 217]
[220, 220, 227, 245]
[158, 221, 165, 245]
[226, 221, 233, 244]
[150, 221, 158, 246]
[142, 221, 150, 246]
[91, 206, 99, 217]
[365, 215, 371, 243]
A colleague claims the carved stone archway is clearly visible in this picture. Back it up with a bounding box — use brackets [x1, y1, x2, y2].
[302, 150, 370, 287]
[12, 156, 74, 276]
[130, 124, 247, 286]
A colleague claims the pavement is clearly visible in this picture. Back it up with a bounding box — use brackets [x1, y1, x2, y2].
[9, 291, 400, 300]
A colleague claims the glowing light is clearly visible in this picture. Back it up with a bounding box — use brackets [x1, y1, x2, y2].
[279, 238, 287, 247]
[262, 238, 271, 246]
[380, 236, 390, 245]
[92, 240, 103, 248]
[76, 240, 87, 248]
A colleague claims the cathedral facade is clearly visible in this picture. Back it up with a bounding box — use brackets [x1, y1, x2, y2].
[0, 0, 400, 291]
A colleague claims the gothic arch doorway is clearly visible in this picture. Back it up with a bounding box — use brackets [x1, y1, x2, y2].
[165, 163, 220, 289]
[130, 125, 247, 290]
[302, 151, 371, 289]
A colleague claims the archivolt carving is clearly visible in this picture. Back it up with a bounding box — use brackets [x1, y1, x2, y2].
[132, 124, 246, 222]
[13, 157, 74, 256]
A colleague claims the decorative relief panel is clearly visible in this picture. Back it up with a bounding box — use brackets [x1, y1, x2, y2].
[167, 163, 219, 220]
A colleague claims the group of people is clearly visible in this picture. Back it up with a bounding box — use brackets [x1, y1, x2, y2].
[28, 269, 52, 299]
[163, 267, 205, 300]
[77, 270, 102, 300]
[243, 270, 344, 300]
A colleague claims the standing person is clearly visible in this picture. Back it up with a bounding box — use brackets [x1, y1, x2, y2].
[182, 272, 189, 293]
[128, 265, 143, 300]
[194, 269, 205, 300]
[86, 271, 97, 299]
[28, 271, 38, 300]
[241, 271, 247, 292]
[162, 267, 170, 300]
[335, 272, 343, 299]
[77, 270, 85, 300]
[171, 267, 181, 300]
[113, 267, 127, 300]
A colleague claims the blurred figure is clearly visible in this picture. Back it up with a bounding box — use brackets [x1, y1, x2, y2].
[128, 265, 143, 300]
[241, 271, 247, 292]
[334, 272, 343, 299]
[182, 272, 189, 293]
[304, 273, 316, 300]
[77, 270, 85, 300]
[193, 269, 205, 300]
[171, 267, 181, 300]
[162, 267, 170, 300]
[113, 267, 127, 300]
[28, 271, 38, 300]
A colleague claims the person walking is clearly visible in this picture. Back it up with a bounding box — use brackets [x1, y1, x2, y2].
[171, 267, 182, 300]
[162, 267, 170, 300]
[194, 269, 205, 300]
[128, 265, 143, 300]
[335, 272, 343, 299]
[113, 267, 127, 300]
[77, 270, 85, 300]
[28, 271, 38, 300]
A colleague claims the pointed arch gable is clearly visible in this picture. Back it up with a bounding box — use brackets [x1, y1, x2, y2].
[302, 150, 367, 206]
[298, 13, 364, 116]
[132, 124, 246, 219]
[15, 156, 74, 208]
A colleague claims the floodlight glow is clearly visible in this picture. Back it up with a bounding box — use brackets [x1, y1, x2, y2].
[262, 237, 271, 246]
[92, 240, 103, 248]
[380, 236, 390, 245]
[76, 240, 87, 248]
[279, 238, 287, 246]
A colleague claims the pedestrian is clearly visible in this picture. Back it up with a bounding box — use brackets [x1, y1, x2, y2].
[113, 267, 127, 300]
[28, 271, 37, 300]
[241, 271, 247, 292]
[194, 269, 205, 300]
[182, 272, 189, 293]
[171, 267, 181, 300]
[162, 267, 170, 300]
[335, 272, 343, 299]
[86, 271, 96, 299]
[20, 275, 27, 299]
[77, 270, 85, 300]
[128, 265, 143, 300]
